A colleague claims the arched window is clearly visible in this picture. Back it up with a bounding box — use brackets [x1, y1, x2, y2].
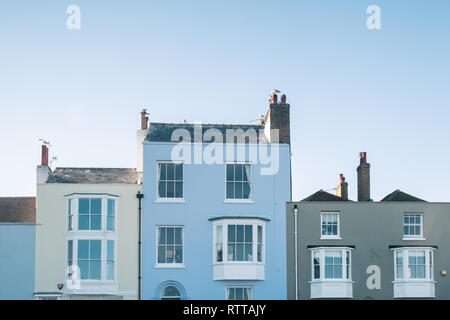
[160, 285, 182, 300]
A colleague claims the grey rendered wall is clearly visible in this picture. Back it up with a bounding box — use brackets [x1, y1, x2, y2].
[286, 202, 450, 300]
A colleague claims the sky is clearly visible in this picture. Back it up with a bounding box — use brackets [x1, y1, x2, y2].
[0, 0, 449, 202]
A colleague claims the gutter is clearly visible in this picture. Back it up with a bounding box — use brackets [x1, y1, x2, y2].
[293, 204, 298, 300]
[136, 191, 144, 300]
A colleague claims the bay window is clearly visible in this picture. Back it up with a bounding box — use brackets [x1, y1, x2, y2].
[211, 218, 266, 281]
[65, 194, 118, 295]
[392, 247, 435, 298]
[309, 247, 354, 299]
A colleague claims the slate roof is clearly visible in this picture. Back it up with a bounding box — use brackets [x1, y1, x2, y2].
[146, 123, 267, 143]
[301, 190, 351, 202]
[0, 197, 36, 223]
[46, 168, 142, 184]
[381, 189, 426, 202]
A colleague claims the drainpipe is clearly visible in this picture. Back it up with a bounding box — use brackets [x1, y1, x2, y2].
[293, 204, 298, 300]
[136, 191, 144, 300]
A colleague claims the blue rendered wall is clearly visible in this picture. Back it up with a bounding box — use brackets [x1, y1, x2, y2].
[142, 142, 290, 300]
[0, 223, 36, 300]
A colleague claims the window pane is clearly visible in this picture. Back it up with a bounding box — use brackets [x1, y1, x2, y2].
[258, 226, 263, 243]
[68, 241, 73, 262]
[159, 163, 167, 180]
[226, 164, 234, 181]
[90, 261, 101, 280]
[228, 225, 235, 242]
[175, 228, 182, 245]
[235, 164, 243, 181]
[417, 266, 425, 278]
[245, 244, 252, 261]
[404, 226, 409, 235]
[228, 288, 235, 300]
[236, 288, 243, 300]
[107, 216, 114, 231]
[236, 244, 244, 261]
[79, 199, 89, 214]
[245, 225, 252, 242]
[175, 182, 183, 198]
[175, 164, 183, 181]
[78, 215, 89, 230]
[78, 240, 89, 259]
[334, 265, 342, 278]
[107, 199, 115, 215]
[107, 241, 114, 260]
[91, 215, 101, 230]
[158, 182, 166, 198]
[243, 165, 250, 182]
[158, 228, 166, 245]
[91, 199, 101, 214]
[107, 261, 114, 280]
[228, 244, 235, 261]
[167, 182, 175, 198]
[226, 182, 234, 199]
[235, 182, 243, 199]
[167, 228, 175, 245]
[90, 240, 101, 260]
[78, 261, 89, 280]
[158, 246, 166, 263]
[243, 182, 251, 199]
[175, 246, 183, 263]
[415, 226, 421, 235]
[167, 163, 175, 180]
[325, 266, 333, 279]
[236, 225, 244, 242]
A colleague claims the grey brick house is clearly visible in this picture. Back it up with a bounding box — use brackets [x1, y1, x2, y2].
[286, 153, 450, 300]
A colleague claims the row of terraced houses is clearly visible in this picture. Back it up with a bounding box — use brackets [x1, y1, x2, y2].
[1, 92, 450, 300]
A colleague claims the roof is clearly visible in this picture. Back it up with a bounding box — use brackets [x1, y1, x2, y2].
[381, 189, 426, 202]
[0, 197, 36, 223]
[146, 123, 267, 143]
[46, 168, 142, 184]
[301, 190, 351, 202]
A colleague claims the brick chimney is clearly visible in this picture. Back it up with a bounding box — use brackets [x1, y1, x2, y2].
[37, 144, 51, 184]
[357, 152, 371, 201]
[263, 91, 291, 144]
[137, 109, 149, 173]
[336, 174, 348, 200]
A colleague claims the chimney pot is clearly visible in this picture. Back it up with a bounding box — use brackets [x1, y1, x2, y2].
[41, 145, 49, 167]
[140, 109, 149, 130]
[357, 152, 371, 201]
[281, 94, 287, 104]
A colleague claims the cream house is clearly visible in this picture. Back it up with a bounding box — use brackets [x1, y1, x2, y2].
[34, 136, 144, 300]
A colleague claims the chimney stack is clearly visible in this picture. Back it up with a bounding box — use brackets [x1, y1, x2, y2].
[336, 174, 348, 200]
[137, 109, 149, 173]
[264, 90, 291, 144]
[140, 109, 149, 130]
[37, 143, 51, 184]
[357, 152, 371, 201]
[41, 144, 49, 166]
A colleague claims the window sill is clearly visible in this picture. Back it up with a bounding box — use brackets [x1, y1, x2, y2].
[154, 264, 186, 269]
[155, 199, 186, 204]
[224, 200, 254, 204]
[320, 236, 342, 240]
[402, 237, 426, 241]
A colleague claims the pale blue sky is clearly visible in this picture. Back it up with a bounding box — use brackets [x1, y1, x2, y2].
[0, 0, 449, 201]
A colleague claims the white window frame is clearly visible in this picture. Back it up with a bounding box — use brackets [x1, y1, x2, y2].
[309, 248, 353, 282]
[65, 194, 118, 233]
[212, 219, 265, 265]
[224, 162, 254, 203]
[65, 237, 118, 283]
[156, 161, 185, 203]
[64, 194, 119, 293]
[320, 212, 341, 240]
[402, 213, 425, 240]
[226, 286, 254, 300]
[155, 226, 185, 268]
[393, 247, 435, 281]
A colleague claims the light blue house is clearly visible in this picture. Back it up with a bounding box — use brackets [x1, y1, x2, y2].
[0, 197, 36, 300]
[141, 93, 292, 300]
